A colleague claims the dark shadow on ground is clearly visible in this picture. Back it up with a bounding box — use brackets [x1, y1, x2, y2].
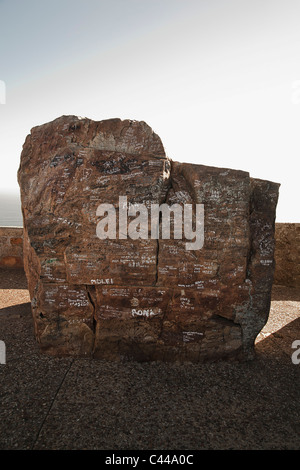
[0, 268, 28, 289]
[255, 317, 300, 359]
[0, 302, 31, 317]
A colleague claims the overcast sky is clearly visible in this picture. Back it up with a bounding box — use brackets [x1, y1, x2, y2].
[0, 0, 299, 222]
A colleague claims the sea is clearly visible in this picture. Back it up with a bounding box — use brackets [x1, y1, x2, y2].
[0, 191, 23, 227]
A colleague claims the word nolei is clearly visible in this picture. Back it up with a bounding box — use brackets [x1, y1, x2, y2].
[96, 196, 204, 251]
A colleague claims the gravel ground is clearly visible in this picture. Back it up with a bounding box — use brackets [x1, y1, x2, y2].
[0, 268, 299, 450]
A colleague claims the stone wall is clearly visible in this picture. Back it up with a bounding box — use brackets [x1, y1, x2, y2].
[0, 227, 23, 268]
[274, 223, 300, 287]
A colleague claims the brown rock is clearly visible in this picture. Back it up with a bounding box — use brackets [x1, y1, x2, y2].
[18, 115, 280, 361]
[274, 223, 300, 287]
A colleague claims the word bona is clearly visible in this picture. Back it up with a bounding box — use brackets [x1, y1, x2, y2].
[131, 308, 157, 318]
[96, 196, 204, 251]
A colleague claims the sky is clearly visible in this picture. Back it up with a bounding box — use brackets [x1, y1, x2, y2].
[0, 0, 299, 222]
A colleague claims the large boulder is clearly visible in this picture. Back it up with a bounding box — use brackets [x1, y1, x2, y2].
[18, 116, 280, 361]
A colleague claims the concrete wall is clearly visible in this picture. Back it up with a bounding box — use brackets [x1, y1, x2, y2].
[0, 224, 299, 287]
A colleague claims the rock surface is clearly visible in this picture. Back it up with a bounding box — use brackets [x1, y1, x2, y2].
[18, 116, 280, 361]
[274, 223, 300, 288]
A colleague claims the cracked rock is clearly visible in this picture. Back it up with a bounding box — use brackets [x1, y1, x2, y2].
[18, 115, 280, 361]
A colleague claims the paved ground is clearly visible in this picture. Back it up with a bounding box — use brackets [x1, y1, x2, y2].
[0, 268, 299, 450]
